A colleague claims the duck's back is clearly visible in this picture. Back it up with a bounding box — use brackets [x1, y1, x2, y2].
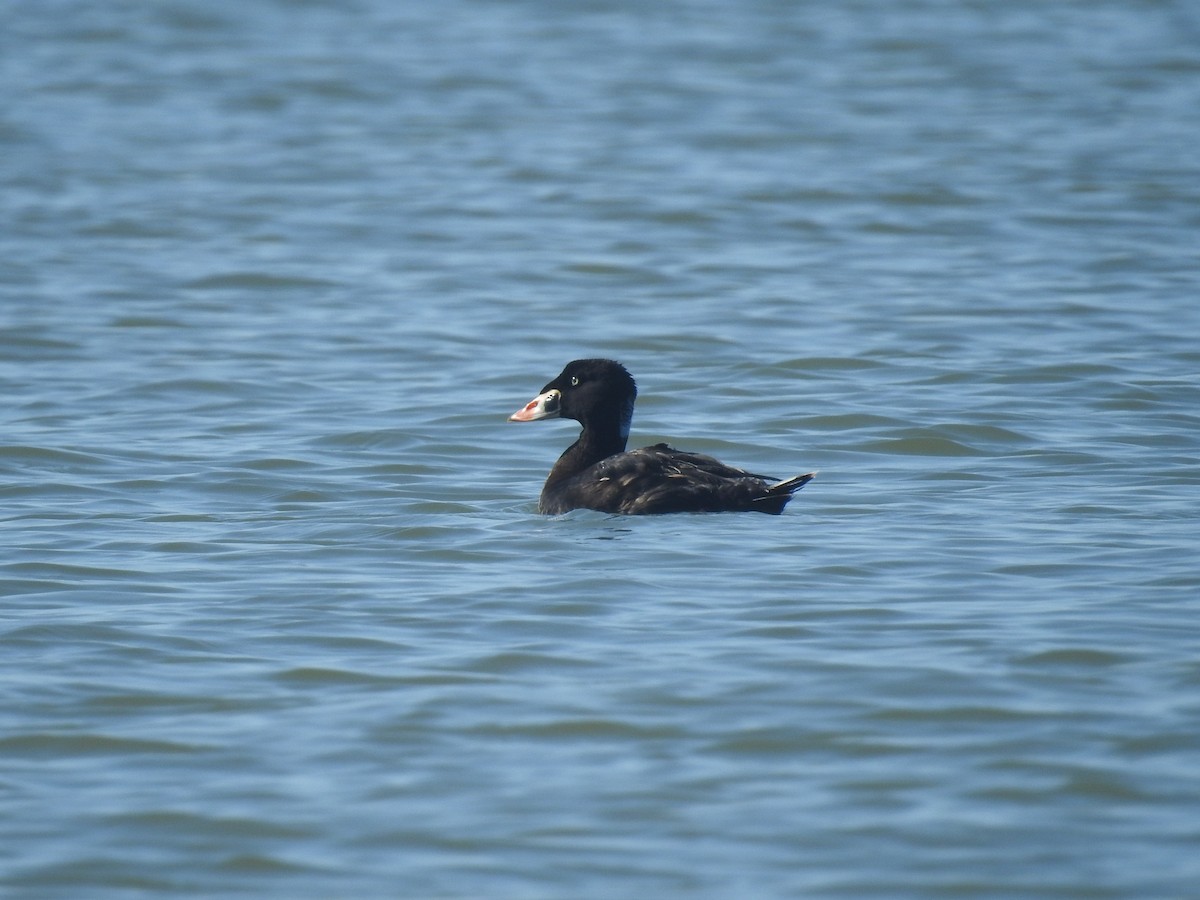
[539, 443, 813, 515]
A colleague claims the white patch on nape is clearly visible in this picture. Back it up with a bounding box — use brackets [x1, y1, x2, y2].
[619, 397, 634, 442]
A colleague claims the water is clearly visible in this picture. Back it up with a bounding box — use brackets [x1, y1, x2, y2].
[3, 0, 1199, 896]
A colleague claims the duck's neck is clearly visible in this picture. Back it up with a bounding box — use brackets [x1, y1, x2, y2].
[545, 406, 631, 487]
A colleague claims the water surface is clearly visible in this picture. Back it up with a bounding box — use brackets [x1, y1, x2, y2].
[3, 0, 1199, 897]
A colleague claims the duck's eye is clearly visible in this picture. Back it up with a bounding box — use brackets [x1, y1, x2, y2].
[570, 375, 580, 386]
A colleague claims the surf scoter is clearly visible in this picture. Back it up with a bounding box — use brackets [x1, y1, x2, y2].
[508, 359, 814, 515]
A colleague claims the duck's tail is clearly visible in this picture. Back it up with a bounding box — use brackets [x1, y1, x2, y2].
[753, 472, 816, 514]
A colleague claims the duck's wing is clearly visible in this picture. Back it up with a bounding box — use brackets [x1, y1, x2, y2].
[548, 443, 813, 515]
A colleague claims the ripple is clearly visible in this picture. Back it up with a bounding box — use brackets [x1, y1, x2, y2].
[0, 327, 82, 360]
[183, 272, 341, 290]
[858, 434, 986, 456]
[273, 666, 409, 686]
[469, 718, 685, 740]
[104, 810, 314, 841]
[1017, 648, 1134, 668]
[467, 651, 601, 674]
[0, 444, 110, 467]
[0, 733, 205, 757]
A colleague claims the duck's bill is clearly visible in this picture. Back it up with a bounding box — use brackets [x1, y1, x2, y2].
[509, 388, 561, 422]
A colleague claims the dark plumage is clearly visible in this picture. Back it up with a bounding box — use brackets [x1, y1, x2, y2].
[508, 359, 814, 515]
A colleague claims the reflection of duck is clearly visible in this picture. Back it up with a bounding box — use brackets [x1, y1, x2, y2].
[509, 359, 814, 515]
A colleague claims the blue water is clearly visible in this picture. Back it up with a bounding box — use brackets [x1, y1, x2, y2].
[3, 1, 1199, 897]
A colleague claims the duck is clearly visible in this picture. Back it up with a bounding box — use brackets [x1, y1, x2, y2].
[508, 358, 814, 515]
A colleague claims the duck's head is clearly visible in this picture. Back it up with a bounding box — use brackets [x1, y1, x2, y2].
[509, 358, 637, 439]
